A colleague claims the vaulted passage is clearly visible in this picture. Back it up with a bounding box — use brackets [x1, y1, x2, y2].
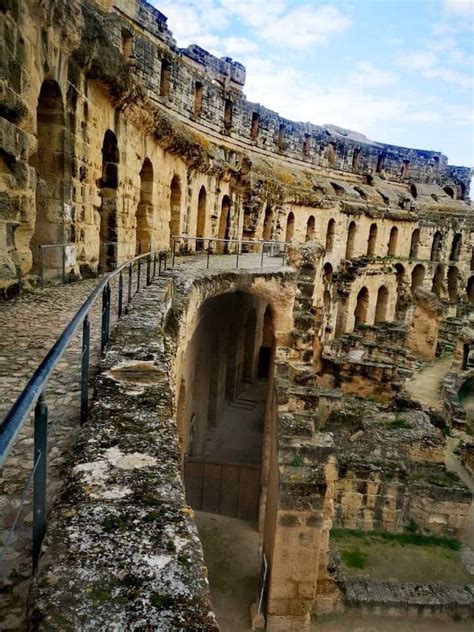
[98, 130, 119, 271]
[31, 80, 69, 277]
[180, 291, 275, 522]
[135, 158, 154, 254]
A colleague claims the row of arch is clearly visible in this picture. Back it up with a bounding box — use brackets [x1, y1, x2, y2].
[282, 212, 466, 264]
[32, 80, 235, 275]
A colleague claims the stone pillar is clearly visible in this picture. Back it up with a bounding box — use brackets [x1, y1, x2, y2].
[265, 431, 336, 632]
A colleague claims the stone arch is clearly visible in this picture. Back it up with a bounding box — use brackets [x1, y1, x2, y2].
[285, 212, 295, 242]
[262, 206, 274, 241]
[31, 79, 68, 276]
[196, 185, 207, 251]
[447, 266, 459, 301]
[305, 215, 315, 242]
[218, 195, 231, 253]
[431, 264, 444, 297]
[443, 186, 455, 199]
[98, 129, 119, 271]
[354, 286, 369, 328]
[395, 263, 408, 321]
[325, 219, 336, 253]
[387, 226, 398, 256]
[409, 228, 420, 259]
[374, 285, 389, 324]
[411, 263, 425, 292]
[136, 158, 153, 254]
[323, 262, 333, 285]
[467, 276, 474, 303]
[327, 143, 336, 166]
[450, 233, 462, 262]
[169, 175, 182, 248]
[367, 223, 377, 256]
[430, 230, 443, 261]
[345, 221, 357, 259]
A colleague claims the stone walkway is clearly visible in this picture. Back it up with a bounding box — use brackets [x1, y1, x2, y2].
[0, 268, 144, 630]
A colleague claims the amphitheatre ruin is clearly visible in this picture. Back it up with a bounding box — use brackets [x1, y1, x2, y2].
[0, 0, 473, 630]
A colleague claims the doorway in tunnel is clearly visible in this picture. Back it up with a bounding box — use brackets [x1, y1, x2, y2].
[179, 291, 275, 523]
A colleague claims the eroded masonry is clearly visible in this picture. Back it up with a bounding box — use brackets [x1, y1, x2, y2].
[1, 0, 473, 630]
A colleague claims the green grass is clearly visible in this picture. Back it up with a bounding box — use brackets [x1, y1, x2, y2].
[341, 548, 368, 569]
[331, 528, 461, 551]
[386, 416, 411, 430]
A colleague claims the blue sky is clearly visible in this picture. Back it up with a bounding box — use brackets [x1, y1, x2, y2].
[151, 0, 474, 167]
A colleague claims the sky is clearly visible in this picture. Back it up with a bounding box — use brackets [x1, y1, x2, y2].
[150, 0, 474, 167]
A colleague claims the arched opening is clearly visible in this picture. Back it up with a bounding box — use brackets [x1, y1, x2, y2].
[181, 291, 275, 514]
[431, 264, 444, 297]
[367, 223, 377, 256]
[409, 228, 420, 259]
[224, 98, 233, 131]
[305, 215, 315, 242]
[325, 219, 336, 253]
[354, 287, 369, 328]
[285, 212, 295, 242]
[218, 195, 231, 253]
[323, 262, 333, 285]
[196, 186, 207, 251]
[430, 231, 443, 261]
[345, 221, 357, 259]
[160, 58, 171, 96]
[262, 206, 274, 241]
[193, 81, 204, 117]
[135, 158, 153, 254]
[327, 143, 336, 166]
[387, 226, 398, 256]
[376, 152, 386, 173]
[352, 148, 361, 171]
[467, 277, 474, 303]
[395, 263, 408, 321]
[443, 186, 455, 199]
[31, 80, 68, 277]
[447, 266, 459, 301]
[169, 175, 182, 248]
[98, 129, 119, 272]
[374, 285, 389, 324]
[450, 233, 462, 261]
[411, 264, 425, 292]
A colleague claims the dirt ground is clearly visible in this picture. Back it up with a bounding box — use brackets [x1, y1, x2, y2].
[314, 613, 472, 631]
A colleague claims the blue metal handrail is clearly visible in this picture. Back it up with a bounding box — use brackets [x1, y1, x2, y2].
[0, 248, 167, 571]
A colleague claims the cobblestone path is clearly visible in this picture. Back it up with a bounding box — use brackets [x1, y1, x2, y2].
[0, 271, 135, 630]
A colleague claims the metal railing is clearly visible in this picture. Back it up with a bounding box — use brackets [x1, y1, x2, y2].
[0, 249, 167, 574]
[171, 236, 289, 269]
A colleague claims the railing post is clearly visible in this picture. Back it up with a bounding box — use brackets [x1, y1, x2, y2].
[62, 245, 66, 284]
[40, 246, 44, 290]
[137, 258, 141, 292]
[118, 270, 123, 318]
[101, 284, 110, 354]
[261, 242, 265, 268]
[80, 316, 90, 426]
[153, 252, 157, 278]
[32, 393, 48, 572]
[236, 241, 240, 268]
[127, 262, 132, 311]
[146, 254, 151, 286]
[207, 240, 211, 269]
[282, 244, 286, 267]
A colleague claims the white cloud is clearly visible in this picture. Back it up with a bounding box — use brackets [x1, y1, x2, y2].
[443, 0, 474, 15]
[260, 4, 351, 49]
[347, 62, 398, 87]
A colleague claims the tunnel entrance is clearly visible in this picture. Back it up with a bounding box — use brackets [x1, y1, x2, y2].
[179, 292, 275, 523]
